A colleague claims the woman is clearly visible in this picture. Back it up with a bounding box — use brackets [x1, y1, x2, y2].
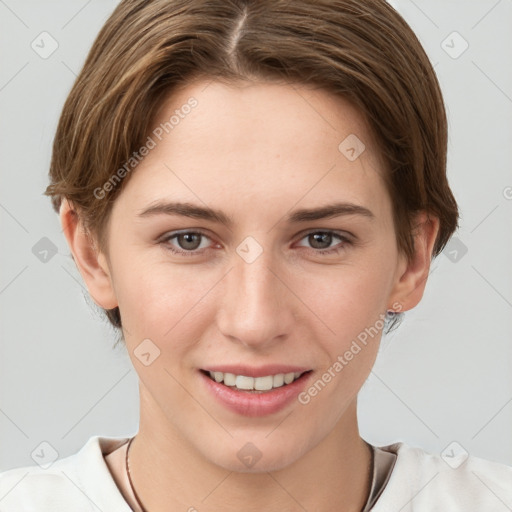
[0, 0, 510, 510]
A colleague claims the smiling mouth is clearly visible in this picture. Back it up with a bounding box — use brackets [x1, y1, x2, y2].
[201, 369, 312, 392]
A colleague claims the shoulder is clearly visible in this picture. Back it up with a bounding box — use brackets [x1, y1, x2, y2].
[373, 441, 512, 511]
[0, 435, 132, 511]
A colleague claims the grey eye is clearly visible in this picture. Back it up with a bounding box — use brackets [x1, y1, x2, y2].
[176, 233, 203, 250]
[307, 232, 334, 249]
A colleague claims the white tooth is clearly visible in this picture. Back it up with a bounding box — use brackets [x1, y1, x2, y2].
[273, 373, 285, 388]
[214, 372, 224, 383]
[254, 375, 273, 391]
[209, 371, 215, 380]
[224, 373, 236, 386]
[235, 375, 254, 390]
[294, 372, 301, 379]
[284, 372, 295, 385]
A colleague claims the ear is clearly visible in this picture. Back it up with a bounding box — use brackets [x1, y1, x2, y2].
[59, 199, 118, 310]
[387, 212, 440, 313]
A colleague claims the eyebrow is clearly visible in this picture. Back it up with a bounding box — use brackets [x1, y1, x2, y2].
[136, 200, 375, 226]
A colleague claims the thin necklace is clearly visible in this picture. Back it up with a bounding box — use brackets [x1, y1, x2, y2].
[125, 436, 148, 512]
[125, 436, 375, 512]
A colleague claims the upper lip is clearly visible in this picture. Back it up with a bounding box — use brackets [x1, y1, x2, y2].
[201, 365, 312, 378]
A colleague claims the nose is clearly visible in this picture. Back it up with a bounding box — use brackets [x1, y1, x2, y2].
[216, 247, 296, 350]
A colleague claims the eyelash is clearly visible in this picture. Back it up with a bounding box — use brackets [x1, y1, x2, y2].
[159, 229, 353, 257]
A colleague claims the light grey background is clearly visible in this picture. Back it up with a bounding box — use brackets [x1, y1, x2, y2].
[1, 0, 511, 473]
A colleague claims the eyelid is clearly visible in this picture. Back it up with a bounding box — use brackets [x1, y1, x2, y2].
[159, 228, 355, 255]
[300, 227, 353, 237]
[294, 228, 354, 244]
[158, 229, 217, 254]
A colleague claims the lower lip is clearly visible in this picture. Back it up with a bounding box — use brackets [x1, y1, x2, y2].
[199, 371, 312, 417]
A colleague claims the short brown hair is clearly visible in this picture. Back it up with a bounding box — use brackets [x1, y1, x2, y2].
[45, 0, 459, 331]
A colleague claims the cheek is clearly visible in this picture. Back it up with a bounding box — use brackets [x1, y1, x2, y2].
[301, 261, 393, 344]
[294, 265, 393, 416]
[112, 250, 221, 343]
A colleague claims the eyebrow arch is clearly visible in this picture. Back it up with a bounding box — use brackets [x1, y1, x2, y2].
[136, 200, 375, 226]
[137, 201, 232, 226]
[286, 203, 375, 223]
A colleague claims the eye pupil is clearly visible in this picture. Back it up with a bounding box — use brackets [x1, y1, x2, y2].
[309, 232, 332, 249]
[178, 233, 202, 250]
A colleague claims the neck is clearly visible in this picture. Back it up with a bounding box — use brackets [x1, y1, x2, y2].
[129, 387, 372, 512]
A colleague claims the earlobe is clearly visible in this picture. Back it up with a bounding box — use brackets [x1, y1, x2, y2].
[388, 212, 440, 313]
[59, 199, 118, 310]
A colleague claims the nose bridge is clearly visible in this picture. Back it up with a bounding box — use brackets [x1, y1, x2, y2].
[217, 247, 293, 347]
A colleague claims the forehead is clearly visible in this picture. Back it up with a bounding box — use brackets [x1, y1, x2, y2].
[112, 79, 391, 223]
[155, 78, 377, 162]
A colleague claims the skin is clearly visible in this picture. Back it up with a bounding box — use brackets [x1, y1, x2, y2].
[61, 79, 439, 512]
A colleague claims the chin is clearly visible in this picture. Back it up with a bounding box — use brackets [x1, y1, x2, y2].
[202, 434, 313, 474]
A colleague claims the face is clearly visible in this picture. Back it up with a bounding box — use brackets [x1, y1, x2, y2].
[92, 79, 410, 472]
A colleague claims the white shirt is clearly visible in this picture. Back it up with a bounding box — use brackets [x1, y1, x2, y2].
[0, 435, 510, 511]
